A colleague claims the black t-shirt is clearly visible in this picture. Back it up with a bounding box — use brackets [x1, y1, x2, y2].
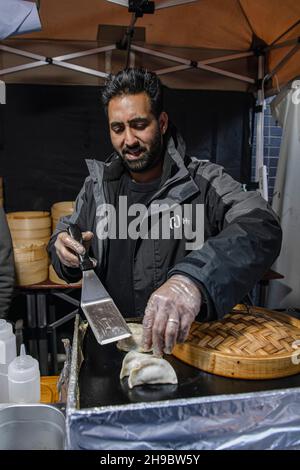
[103, 172, 161, 317]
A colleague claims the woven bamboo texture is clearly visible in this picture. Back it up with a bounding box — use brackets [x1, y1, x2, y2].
[172, 306, 300, 379]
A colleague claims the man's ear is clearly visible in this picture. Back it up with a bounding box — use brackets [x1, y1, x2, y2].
[159, 112, 169, 135]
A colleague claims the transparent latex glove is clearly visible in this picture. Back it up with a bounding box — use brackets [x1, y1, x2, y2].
[142, 274, 202, 357]
[54, 230, 94, 268]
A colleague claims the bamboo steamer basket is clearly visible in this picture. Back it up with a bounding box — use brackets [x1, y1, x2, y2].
[172, 305, 300, 380]
[7, 211, 51, 246]
[13, 242, 48, 285]
[7, 211, 51, 230]
[49, 264, 81, 286]
[12, 228, 51, 240]
[51, 201, 75, 231]
[13, 241, 46, 262]
[49, 264, 67, 285]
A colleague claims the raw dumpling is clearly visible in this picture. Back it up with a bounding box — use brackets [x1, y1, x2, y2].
[117, 323, 152, 353]
[120, 350, 151, 379]
[120, 350, 178, 389]
[128, 359, 178, 389]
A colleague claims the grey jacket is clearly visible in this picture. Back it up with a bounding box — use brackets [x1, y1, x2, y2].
[0, 207, 15, 318]
[48, 130, 282, 320]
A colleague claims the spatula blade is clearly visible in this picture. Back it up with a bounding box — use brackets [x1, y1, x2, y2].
[81, 270, 131, 345]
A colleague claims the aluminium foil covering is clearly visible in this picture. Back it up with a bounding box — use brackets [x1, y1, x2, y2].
[66, 315, 300, 450]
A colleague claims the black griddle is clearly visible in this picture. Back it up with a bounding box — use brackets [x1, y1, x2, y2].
[79, 326, 300, 409]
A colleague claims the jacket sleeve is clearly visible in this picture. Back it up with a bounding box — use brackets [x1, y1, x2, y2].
[168, 162, 282, 320]
[47, 176, 95, 283]
[0, 208, 15, 318]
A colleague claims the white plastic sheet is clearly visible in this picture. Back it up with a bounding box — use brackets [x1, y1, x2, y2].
[0, 0, 41, 40]
[267, 80, 300, 309]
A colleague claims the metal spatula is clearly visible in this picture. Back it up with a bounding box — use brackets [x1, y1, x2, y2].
[68, 223, 131, 345]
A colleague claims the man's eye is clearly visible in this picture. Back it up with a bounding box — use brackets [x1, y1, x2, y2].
[133, 123, 147, 130]
[112, 127, 123, 134]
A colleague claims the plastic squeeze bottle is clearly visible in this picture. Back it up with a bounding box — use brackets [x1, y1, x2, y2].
[0, 319, 17, 402]
[8, 344, 40, 403]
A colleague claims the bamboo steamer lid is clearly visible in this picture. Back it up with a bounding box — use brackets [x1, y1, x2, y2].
[8, 212, 51, 246]
[172, 305, 300, 380]
[15, 257, 48, 285]
[7, 211, 51, 230]
[51, 201, 75, 217]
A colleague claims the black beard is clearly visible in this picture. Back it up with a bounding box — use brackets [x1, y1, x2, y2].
[117, 128, 163, 173]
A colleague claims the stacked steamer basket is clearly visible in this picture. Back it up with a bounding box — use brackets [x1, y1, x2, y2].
[51, 201, 75, 232]
[49, 201, 77, 285]
[12, 242, 48, 286]
[0, 177, 3, 208]
[7, 212, 51, 285]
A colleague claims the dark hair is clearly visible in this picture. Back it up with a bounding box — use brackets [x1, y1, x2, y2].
[102, 68, 164, 118]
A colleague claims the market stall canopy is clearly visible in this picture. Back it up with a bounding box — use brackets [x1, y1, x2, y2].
[0, 0, 300, 92]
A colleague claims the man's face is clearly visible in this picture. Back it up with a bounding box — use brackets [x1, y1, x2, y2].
[108, 92, 167, 173]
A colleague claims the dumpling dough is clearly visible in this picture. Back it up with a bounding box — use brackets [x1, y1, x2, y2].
[120, 350, 178, 389]
[120, 351, 151, 379]
[117, 323, 152, 353]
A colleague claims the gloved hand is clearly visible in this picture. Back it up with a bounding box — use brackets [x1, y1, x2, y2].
[142, 274, 202, 357]
[54, 230, 94, 268]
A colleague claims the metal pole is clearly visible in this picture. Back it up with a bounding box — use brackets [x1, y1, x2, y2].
[264, 44, 300, 82]
[255, 54, 268, 201]
[105, 50, 112, 74]
[36, 293, 49, 376]
[25, 293, 38, 360]
[53, 45, 116, 62]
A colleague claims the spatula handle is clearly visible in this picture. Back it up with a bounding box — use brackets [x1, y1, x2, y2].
[68, 223, 94, 271]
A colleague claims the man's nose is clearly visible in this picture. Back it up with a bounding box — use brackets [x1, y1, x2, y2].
[124, 127, 138, 147]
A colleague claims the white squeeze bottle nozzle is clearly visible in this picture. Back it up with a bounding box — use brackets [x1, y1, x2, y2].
[8, 343, 40, 403]
[0, 319, 17, 403]
[20, 343, 25, 358]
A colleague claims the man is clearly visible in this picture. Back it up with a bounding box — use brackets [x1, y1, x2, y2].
[48, 68, 282, 356]
[0, 207, 15, 318]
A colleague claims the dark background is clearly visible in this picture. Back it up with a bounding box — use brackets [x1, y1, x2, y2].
[0, 84, 254, 212]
